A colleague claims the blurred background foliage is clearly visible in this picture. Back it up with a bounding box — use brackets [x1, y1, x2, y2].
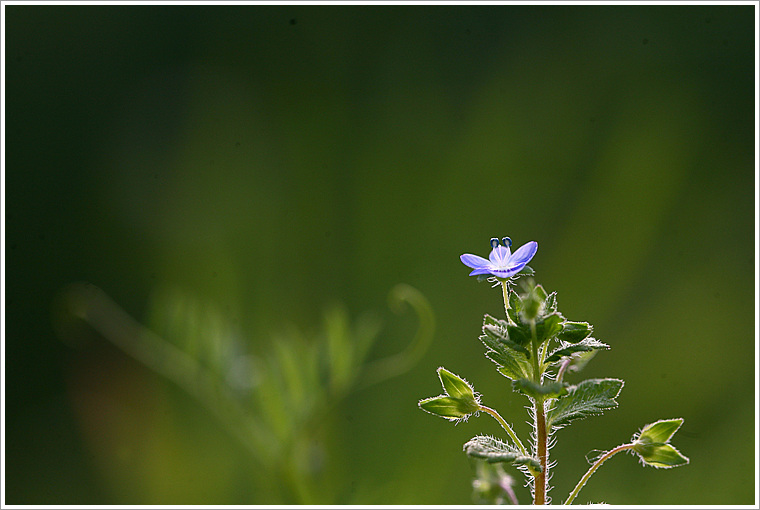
[3, 3, 756, 505]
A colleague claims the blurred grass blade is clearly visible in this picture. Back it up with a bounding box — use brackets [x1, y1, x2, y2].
[324, 305, 354, 396]
[60, 282, 278, 462]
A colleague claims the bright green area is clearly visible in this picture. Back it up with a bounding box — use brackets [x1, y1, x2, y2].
[4, 4, 755, 505]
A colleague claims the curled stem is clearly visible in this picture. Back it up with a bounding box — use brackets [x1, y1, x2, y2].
[564, 443, 635, 505]
[360, 283, 435, 388]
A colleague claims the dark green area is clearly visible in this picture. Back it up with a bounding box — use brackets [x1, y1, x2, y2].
[4, 4, 755, 505]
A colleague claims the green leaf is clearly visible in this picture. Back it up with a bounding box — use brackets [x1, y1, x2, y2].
[463, 435, 542, 472]
[482, 315, 530, 354]
[558, 321, 593, 342]
[505, 323, 532, 348]
[483, 321, 530, 355]
[534, 312, 564, 343]
[480, 316, 532, 381]
[547, 378, 624, 429]
[518, 265, 535, 276]
[507, 291, 523, 324]
[545, 338, 610, 363]
[632, 443, 690, 469]
[533, 284, 548, 304]
[636, 418, 684, 444]
[563, 349, 598, 374]
[512, 379, 569, 399]
[419, 395, 478, 420]
[437, 367, 476, 400]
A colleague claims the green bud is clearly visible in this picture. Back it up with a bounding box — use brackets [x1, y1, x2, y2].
[632, 442, 690, 469]
[636, 418, 683, 444]
[418, 367, 480, 421]
[522, 291, 541, 320]
[438, 367, 476, 401]
[518, 280, 547, 321]
[419, 395, 479, 420]
[632, 418, 690, 468]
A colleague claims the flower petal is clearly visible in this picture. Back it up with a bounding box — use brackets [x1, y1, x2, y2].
[507, 241, 538, 268]
[469, 267, 493, 276]
[460, 253, 490, 269]
[489, 245, 511, 266]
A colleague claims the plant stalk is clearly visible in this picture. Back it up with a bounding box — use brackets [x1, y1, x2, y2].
[564, 443, 635, 505]
[500, 281, 512, 322]
[530, 319, 548, 505]
[534, 398, 548, 504]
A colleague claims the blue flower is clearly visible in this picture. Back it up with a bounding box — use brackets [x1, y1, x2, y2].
[460, 238, 538, 279]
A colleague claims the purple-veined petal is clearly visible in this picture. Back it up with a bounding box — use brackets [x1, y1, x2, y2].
[507, 241, 538, 268]
[489, 245, 511, 266]
[460, 253, 490, 269]
[488, 266, 523, 278]
[469, 267, 493, 276]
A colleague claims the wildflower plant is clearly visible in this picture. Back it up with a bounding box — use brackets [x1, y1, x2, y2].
[419, 237, 689, 505]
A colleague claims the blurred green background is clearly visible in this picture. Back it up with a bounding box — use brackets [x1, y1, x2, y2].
[3, 4, 756, 505]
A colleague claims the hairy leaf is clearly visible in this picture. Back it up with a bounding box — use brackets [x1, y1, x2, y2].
[545, 338, 610, 363]
[480, 315, 532, 381]
[564, 349, 598, 374]
[547, 378, 624, 429]
[482, 315, 530, 356]
[483, 322, 530, 355]
[544, 291, 558, 314]
[507, 291, 522, 324]
[534, 312, 564, 343]
[463, 435, 542, 472]
[558, 321, 593, 343]
[512, 378, 569, 399]
[532, 283, 548, 304]
[504, 323, 532, 349]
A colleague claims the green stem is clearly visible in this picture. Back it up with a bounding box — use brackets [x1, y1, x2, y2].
[478, 404, 529, 457]
[565, 443, 635, 505]
[529, 320, 541, 383]
[500, 281, 512, 323]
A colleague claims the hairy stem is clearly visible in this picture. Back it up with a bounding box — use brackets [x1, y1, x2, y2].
[565, 443, 635, 505]
[478, 404, 529, 457]
[529, 319, 548, 504]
